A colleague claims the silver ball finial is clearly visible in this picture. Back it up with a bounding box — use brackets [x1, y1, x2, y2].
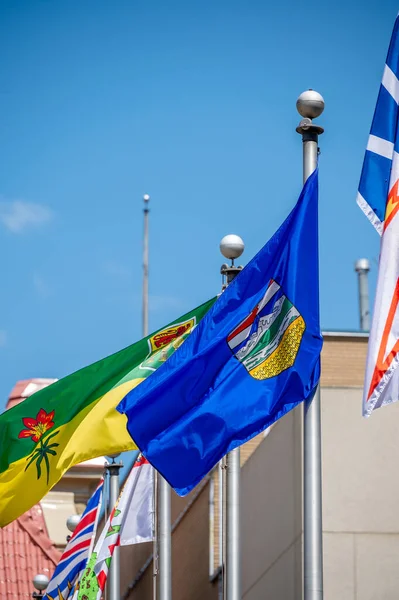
[66, 514, 81, 533]
[33, 574, 49, 592]
[143, 194, 150, 203]
[355, 258, 370, 273]
[296, 90, 325, 119]
[106, 452, 121, 460]
[220, 234, 245, 260]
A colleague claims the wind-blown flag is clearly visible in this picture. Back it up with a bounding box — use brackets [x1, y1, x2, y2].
[0, 298, 215, 526]
[77, 455, 154, 600]
[46, 478, 104, 600]
[357, 15, 399, 416]
[118, 170, 322, 495]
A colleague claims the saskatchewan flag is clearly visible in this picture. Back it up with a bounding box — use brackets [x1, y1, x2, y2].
[0, 298, 215, 526]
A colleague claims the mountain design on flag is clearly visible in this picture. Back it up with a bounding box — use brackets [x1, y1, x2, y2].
[227, 280, 305, 380]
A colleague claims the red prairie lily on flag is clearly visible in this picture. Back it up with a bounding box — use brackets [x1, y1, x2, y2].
[18, 408, 55, 443]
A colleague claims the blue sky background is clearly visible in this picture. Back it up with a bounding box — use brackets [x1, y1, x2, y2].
[0, 0, 396, 409]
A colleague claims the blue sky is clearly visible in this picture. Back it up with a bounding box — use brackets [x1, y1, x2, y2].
[0, 0, 396, 408]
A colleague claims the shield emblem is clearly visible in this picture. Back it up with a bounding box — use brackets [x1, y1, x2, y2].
[227, 280, 305, 380]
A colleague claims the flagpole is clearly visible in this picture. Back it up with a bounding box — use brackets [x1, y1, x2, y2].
[296, 89, 325, 600]
[142, 194, 172, 600]
[142, 194, 158, 600]
[143, 194, 150, 337]
[220, 235, 244, 600]
[106, 455, 123, 600]
[158, 476, 172, 600]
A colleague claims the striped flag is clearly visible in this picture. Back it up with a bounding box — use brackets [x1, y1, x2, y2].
[358, 14, 399, 415]
[77, 455, 154, 600]
[46, 478, 104, 600]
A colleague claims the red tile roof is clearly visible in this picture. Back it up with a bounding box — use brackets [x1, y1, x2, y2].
[1, 379, 62, 599]
[0, 504, 61, 599]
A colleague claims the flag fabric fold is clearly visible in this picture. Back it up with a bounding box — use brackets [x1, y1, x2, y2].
[46, 478, 104, 600]
[357, 14, 399, 416]
[77, 455, 154, 600]
[118, 170, 322, 495]
[0, 298, 215, 526]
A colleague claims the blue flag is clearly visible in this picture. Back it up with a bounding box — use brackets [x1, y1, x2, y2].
[117, 170, 322, 495]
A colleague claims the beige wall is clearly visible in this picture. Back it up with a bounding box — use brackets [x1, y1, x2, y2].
[241, 383, 399, 600]
[322, 386, 399, 600]
[320, 333, 368, 387]
[241, 407, 302, 600]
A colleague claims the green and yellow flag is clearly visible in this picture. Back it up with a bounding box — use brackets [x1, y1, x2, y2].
[0, 298, 215, 526]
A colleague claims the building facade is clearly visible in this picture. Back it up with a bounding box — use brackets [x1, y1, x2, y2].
[119, 331, 399, 600]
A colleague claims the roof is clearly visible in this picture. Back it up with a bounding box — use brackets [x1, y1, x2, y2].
[6, 378, 58, 411]
[0, 504, 61, 599]
[322, 330, 369, 338]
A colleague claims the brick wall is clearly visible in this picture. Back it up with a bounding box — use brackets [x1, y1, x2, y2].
[321, 334, 368, 388]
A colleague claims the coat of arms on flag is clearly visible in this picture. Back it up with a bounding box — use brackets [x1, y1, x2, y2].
[227, 280, 305, 380]
[139, 317, 196, 373]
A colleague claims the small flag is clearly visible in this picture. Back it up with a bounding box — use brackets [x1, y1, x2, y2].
[118, 170, 322, 495]
[77, 455, 154, 600]
[357, 15, 399, 415]
[0, 298, 215, 526]
[45, 478, 104, 600]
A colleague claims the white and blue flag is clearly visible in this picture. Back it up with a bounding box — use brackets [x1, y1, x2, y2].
[45, 478, 104, 600]
[358, 15, 399, 416]
[358, 15, 399, 233]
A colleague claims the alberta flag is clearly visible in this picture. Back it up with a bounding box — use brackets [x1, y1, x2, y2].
[77, 455, 154, 600]
[357, 14, 399, 416]
[45, 478, 104, 600]
[118, 170, 322, 495]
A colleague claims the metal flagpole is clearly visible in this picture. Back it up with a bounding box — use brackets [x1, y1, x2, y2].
[142, 194, 159, 600]
[143, 194, 150, 337]
[105, 455, 123, 600]
[296, 89, 325, 600]
[354, 259, 370, 331]
[220, 235, 245, 600]
[142, 194, 172, 600]
[158, 476, 171, 600]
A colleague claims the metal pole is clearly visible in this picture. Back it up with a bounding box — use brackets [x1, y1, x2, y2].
[142, 194, 158, 600]
[220, 235, 245, 600]
[225, 449, 240, 600]
[296, 90, 325, 600]
[143, 194, 150, 338]
[158, 475, 172, 600]
[354, 259, 370, 331]
[152, 469, 158, 600]
[142, 194, 172, 600]
[106, 456, 123, 600]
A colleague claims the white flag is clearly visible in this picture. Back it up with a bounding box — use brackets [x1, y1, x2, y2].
[77, 455, 154, 600]
[357, 16, 399, 416]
